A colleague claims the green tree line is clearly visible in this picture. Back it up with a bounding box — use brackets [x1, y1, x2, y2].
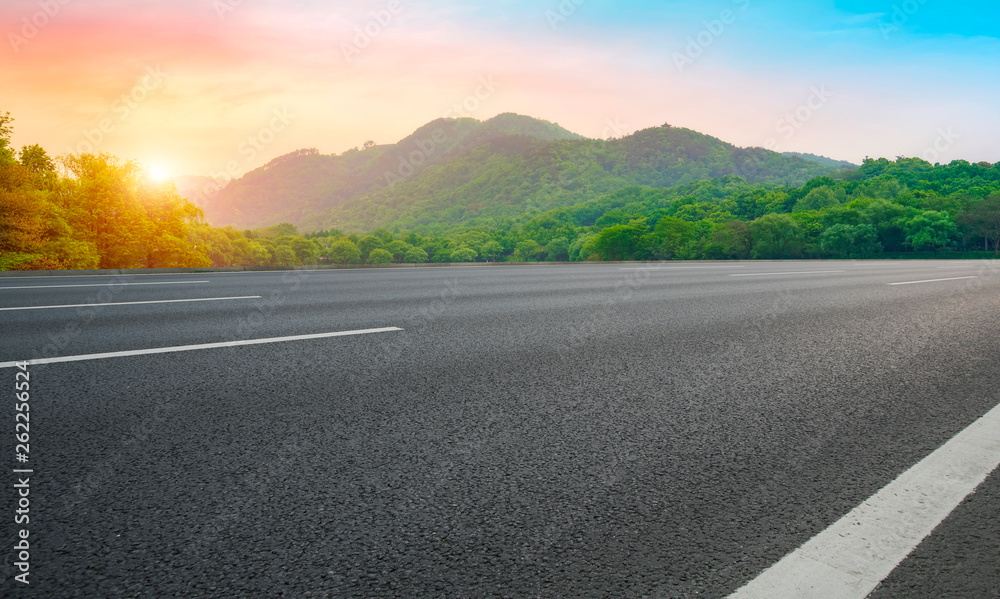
[3, 111, 1000, 271]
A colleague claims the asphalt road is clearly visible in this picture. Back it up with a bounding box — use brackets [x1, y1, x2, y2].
[2, 260, 999, 598]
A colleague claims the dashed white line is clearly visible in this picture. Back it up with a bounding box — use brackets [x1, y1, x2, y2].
[727, 401, 1000, 599]
[730, 271, 845, 277]
[0, 328, 404, 368]
[887, 276, 977, 286]
[0, 281, 210, 290]
[0, 296, 261, 311]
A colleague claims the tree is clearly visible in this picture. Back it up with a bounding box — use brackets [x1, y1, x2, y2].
[242, 240, 272, 266]
[146, 233, 212, 268]
[544, 237, 570, 261]
[646, 216, 695, 259]
[449, 246, 478, 262]
[0, 185, 48, 257]
[0, 112, 15, 165]
[357, 235, 384, 261]
[904, 210, 956, 251]
[513, 239, 542, 262]
[793, 186, 840, 212]
[37, 238, 100, 269]
[820, 223, 882, 258]
[958, 195, 1000, 256]
[851, 224, 883, 257]
[722, 220, 754, 259]
[18, 144, 56, 182]
[592, 220, 648, 261]
[367, 248, 393, 264]
[289, 237, 320, 265]
[569, 233, 599, 261]
[480, 240, 504, 262]
[327, 239, 361, 264]
[272, 245, 299, 266]
[403, 246, 428, 263]
[261, 223, 299, 237]
[59, 153, 153, 269]
[819, 224, 854, 257]
[386, 240, 411, 262]
[750, 214, 803, 259]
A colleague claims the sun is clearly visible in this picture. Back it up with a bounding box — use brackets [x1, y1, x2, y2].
[146, 162, 172, 183]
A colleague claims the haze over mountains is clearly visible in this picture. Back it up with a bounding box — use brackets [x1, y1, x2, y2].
[188, 113, 853, 232]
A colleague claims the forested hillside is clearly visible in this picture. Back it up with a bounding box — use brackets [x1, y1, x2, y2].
[3, 109, 999, 272]
[205, 114, 841, 231]
[201, 113, 585, 229]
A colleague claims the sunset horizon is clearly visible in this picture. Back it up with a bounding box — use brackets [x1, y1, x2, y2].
[3, 0, 999, 180]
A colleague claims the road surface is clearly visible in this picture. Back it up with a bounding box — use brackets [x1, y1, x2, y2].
[2, 260, 998, 597]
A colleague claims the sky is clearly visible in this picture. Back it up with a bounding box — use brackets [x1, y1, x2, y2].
[2, 0, 999, 179]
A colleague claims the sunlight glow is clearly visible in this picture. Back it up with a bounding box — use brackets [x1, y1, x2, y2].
[147, 163, 171, 183]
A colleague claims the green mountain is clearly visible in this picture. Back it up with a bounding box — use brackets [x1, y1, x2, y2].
[783, 151, 857, 170]
[200, 114, 847, 232]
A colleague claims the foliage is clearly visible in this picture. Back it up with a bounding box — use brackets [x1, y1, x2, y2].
[367, 248, 393, 264]
[403, 246, 428, 263]
[1, 126, 213, 270]
[449, 246, 478, 262]
[204, 115, 842, 232]
[326, 239, 361, 264]
[4, 110, 1000, 271]
[957, 194, 1000, 255]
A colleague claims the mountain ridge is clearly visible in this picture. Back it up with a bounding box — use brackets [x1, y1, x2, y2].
[196, 113, 852, 232]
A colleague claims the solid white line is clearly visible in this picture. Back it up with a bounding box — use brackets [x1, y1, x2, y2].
[727, 401, 1000, 599]
[888, 276, 977, 286]
[730, 270, 845, 277]
[0, 281, 210, 290]
[0, 296, 261, 311]
[0, 327, 404, 368]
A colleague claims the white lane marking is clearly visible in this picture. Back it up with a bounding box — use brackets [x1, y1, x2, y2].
[0, 327, 404, 368]
[0, 272, 217, 280]
[727, 401, 1000, 599]
[888, 276, 977, 286]
[0, 281, 210, 290]
[730, 270, 845, 277]
[0, 296, 261, 311]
